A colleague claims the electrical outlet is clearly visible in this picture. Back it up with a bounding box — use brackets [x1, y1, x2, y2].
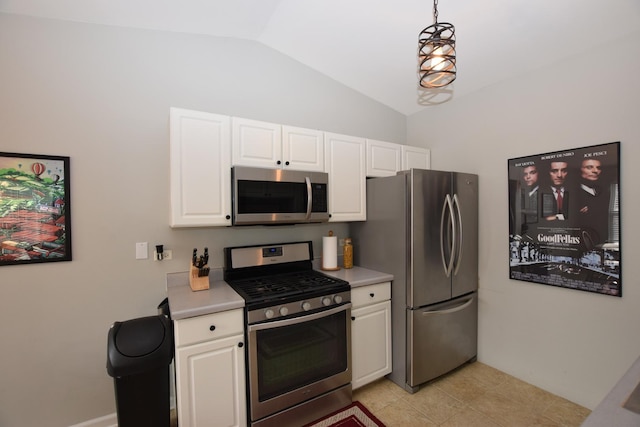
[154, 249, 173, 261]
[339, 238, 345, 246]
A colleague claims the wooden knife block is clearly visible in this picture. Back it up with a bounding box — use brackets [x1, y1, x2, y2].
[189, 265, 210, 291]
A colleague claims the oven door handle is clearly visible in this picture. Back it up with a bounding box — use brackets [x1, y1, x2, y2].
[248, 303, 352, 332]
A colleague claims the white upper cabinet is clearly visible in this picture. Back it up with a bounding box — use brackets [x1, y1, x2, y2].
[366, 139, 431, 177]
[282, 125, 324, 172]
[232, 118, 324, 171]
[402, 145, 431, 170]
[324, 132, 366, 222]
[366, 139, 402, 177]
[231, 117, 282, 168]
[169, 108, 232, 227]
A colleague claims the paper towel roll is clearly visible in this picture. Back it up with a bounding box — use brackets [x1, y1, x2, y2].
[322, 234, 338, 270]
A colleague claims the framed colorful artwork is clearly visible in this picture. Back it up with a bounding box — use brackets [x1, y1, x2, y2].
[0, 152, 72, 266]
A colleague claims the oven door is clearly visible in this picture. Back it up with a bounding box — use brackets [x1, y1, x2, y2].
[247, 303, 352, 422]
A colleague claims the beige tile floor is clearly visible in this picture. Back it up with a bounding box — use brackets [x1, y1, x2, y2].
[353, 362, 592, 427]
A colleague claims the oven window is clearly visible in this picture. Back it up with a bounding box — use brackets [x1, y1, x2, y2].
[237, 180, 327, 214]
[255, 310, 347, 402]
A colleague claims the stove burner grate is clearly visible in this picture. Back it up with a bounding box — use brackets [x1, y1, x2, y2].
[227, 270, 348, 303]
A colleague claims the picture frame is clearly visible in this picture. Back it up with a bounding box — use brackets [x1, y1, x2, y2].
[508, 142, 621, 296]
[0, 152, 72, 266]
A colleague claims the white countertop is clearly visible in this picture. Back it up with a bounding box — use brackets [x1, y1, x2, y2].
[318, 266, 393, 288]
[582, 355, 640, 426]
[166, 266, 393, 320]
[166, 271, 245, 320]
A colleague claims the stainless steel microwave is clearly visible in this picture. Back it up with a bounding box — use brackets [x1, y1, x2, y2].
[231, 166, 330, 225]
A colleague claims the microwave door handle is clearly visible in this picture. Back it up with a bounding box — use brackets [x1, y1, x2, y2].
[305, 176, 312, 220]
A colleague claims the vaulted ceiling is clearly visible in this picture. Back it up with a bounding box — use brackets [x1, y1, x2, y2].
[2, 0, 639, 115]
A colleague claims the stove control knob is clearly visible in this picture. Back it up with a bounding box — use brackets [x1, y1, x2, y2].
[334, 295, 343, 304]
[302, 301, 312, 311]
[322, 297, 332, 306]
[264, 309, 275, 319]
[279, 306, 289, 316]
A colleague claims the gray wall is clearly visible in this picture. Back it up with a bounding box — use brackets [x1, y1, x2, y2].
[407, 30, 640, 409]
[0, 13, 406, 427]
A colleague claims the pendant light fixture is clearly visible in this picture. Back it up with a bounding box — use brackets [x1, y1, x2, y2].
[418, 0, 456, 88]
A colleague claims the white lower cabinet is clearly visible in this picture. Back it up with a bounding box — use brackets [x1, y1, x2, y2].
[174, 309, 246, 427]
[351, 282, 392, 390]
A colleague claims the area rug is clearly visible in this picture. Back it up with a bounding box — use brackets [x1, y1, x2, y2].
[304, 401, 385, 427]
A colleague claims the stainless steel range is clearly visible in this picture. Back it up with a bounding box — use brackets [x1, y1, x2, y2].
[224, 241, 352, 427]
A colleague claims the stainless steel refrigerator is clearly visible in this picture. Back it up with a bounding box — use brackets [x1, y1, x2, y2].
[351, 169, 478, 393]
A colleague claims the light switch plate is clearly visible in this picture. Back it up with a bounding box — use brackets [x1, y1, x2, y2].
[136, 242, 148, 260]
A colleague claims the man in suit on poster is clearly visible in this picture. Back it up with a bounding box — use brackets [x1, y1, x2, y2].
[576, 156, 611, 246]
[521, 164, 539, 224]
[542, 160, 572, 221]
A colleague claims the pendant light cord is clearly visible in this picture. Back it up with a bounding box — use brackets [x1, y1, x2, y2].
[433, 0, 439, 24]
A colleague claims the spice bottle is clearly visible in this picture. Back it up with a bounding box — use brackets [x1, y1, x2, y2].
[343, 238, 353, 269]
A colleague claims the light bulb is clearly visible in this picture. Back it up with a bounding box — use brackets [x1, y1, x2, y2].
[432, 47, 445, 71]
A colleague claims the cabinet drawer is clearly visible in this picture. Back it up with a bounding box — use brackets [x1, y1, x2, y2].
[175, 309, 244, 347]
[352, 282, 391, 308]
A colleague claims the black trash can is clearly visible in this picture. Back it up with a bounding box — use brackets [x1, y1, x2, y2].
[107, 314, 173, 427]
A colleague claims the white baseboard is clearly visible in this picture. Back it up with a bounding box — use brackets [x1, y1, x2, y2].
[68, 413, 117, 427]
[68, 401, 176, 427]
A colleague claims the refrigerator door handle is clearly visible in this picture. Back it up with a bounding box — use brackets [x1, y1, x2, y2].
[421, 295, 475, 315]
[452, 193, 464, 275]
[440, 194, 456, 277]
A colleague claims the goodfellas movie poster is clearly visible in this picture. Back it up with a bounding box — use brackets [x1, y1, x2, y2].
[507, 142, 621, 296]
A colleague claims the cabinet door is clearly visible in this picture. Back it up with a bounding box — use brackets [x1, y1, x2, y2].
[324, 132, 366, 222]
[366, 139, 402, 177]
[282, 125, 324, 171]
[232, 117, 282, 168]
[175, 334, 246, 427]
[351, 300, 392, 390]
[402, 146, 431, 170]
[169, 108, 231, 227]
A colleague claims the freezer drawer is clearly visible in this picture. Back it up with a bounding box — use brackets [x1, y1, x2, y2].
[408, 292, 477, 388]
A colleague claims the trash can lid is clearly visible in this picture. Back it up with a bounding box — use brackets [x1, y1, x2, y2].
[107, 315, 173, 377]
[115, 316, 166, 357]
